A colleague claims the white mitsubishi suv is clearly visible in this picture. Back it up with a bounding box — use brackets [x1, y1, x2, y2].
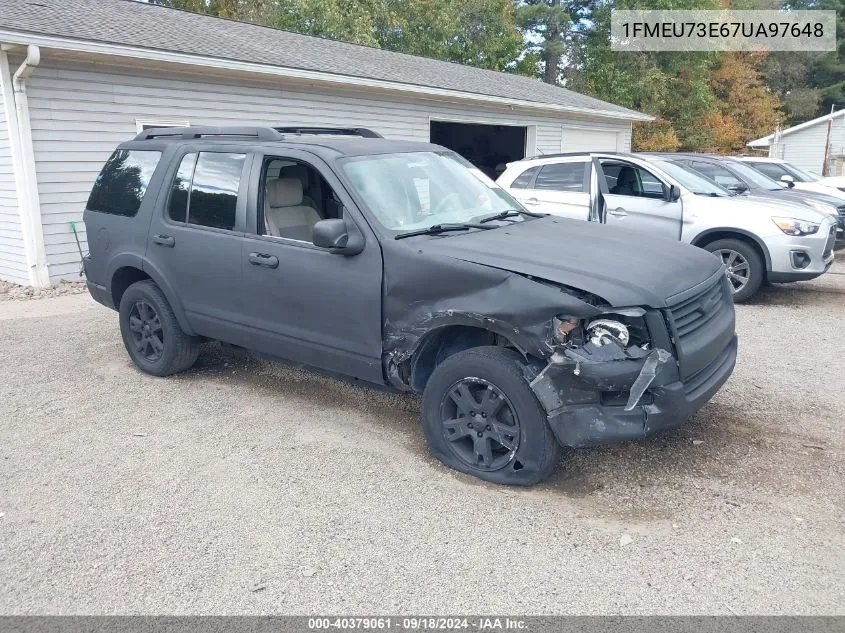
[497, 152, 837, 301]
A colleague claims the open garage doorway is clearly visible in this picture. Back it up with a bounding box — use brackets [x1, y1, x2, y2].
[430, 121, 527, 180]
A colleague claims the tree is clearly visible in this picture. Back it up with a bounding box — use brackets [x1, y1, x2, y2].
[632, 118, 681, 151]
[515, 0, 577, 84]
[565, 0, 719, 149]
[705, 53, 782, 152]
[154, 0, 525, 72]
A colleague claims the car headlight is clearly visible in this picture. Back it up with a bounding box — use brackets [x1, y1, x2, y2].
[804, 199, 838, 218]
[552, 313, 649, 348]
[586, 319, 630, 346]
[771, 217, 820, 236]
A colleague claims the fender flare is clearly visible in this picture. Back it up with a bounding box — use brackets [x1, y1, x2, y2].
[106, 254, 195, 335]
[140, 258, 195, 335]
[690, 228, 772, 271]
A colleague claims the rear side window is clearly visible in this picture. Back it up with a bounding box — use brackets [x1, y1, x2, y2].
[167, 153, 197, 223]
[534, 162, 587, 192]
[86, 149, 161, 217]
[510, 166, 540, 189]
[167, 152, 246, 231]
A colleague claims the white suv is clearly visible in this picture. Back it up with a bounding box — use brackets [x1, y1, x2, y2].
[497, 153, 837, 301]
[735, 157, 845, 198]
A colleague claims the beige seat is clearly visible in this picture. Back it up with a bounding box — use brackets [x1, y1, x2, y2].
[264, 178, 321, 242]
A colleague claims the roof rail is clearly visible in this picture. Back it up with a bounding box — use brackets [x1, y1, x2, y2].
[273, 126, 383, 138]
[521, 151, 631, 161]
[133, 126, 283, 141]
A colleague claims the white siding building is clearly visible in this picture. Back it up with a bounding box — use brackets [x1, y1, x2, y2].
[748, 110, 845, 176]
[0, 0, 649, 287]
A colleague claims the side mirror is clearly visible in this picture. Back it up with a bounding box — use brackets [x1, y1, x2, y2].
[727, 184, 748, 195]
[780, 175, 795, 188]
[663, 183, 681, 202]
[312, 218, 364, 255]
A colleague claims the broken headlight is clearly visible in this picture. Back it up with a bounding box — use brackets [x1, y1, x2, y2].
[586, 319, 630, 346]
[553, 313, 650, 348]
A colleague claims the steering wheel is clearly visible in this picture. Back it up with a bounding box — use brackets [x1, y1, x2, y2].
[432, 192, 463, 216]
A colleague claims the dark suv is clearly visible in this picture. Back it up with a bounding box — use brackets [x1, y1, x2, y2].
[83, 126, 737, 485]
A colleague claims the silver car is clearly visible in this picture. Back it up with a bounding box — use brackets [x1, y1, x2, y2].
[497, 152, 837, 301]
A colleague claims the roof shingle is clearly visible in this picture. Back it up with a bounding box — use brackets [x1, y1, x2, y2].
[0, 0, 649, 120]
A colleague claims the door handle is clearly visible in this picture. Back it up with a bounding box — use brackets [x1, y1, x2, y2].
[608, 209, 628, 217]
[524, 198, 541, 205]
[152, 234, 175, 247]
[248, 252, 279, 269]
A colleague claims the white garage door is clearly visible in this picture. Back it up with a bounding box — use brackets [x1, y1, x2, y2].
[562, 128, 619, 152]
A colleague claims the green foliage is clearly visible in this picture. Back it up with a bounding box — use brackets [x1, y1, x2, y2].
[515, 0, 582, 82]
[155, 0, 525, 72]
[759, 0, 845, 123]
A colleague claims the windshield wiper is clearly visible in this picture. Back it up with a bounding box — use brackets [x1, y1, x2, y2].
[394, 222, 495, 240]
[479, 209, 544, 223]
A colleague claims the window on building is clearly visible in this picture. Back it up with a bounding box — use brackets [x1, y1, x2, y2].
[86, 150, 162, 217]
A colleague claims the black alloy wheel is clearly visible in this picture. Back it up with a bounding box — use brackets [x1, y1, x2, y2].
[440, 377, 521, 471]
[127, 299, 164, 362]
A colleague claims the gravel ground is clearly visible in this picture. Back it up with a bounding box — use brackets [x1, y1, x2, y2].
[0, 280, 86, 301]
[0, 262, 843, 615]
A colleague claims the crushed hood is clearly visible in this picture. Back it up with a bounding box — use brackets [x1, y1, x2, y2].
[420, 216, 722, 308]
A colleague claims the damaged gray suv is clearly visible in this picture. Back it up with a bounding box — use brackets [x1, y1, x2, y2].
[83, 126, 737, 485]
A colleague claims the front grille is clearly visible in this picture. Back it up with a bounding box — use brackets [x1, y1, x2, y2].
[836, 206, 845, 231]
[667, 278, 729, 339]
[682, 341, 735, 399]
[823, 225, 836, 259]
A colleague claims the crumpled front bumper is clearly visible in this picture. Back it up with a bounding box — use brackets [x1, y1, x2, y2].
[529, 335, 738, 448]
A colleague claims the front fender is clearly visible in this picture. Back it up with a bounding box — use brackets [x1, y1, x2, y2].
[690, 227, 773, 271]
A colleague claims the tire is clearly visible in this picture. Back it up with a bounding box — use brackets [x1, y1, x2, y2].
[118, 280, 200, 376]
[422, 346, 559, 486]
[703, 238, 764, 302]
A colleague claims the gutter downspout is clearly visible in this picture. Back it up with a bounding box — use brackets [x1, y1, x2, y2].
[0, 44, 49, 287]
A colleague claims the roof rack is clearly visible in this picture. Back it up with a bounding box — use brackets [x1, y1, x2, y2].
[273, 126, 383, 138]
[133, 125, 383, 142]
[134, 126, 283, 141]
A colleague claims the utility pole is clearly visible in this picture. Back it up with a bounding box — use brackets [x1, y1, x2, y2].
[823, 104, 836, 176]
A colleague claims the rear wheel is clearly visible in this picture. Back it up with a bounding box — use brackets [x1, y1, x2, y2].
[422, 346, 559, 485]
[119, 280, 200, 376]
[703, 238, 763, 302]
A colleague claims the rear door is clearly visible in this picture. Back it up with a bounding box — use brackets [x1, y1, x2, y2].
[145, 147, 251, 344]
[594, 158, 682, 240]
[512, 159, 591, 220]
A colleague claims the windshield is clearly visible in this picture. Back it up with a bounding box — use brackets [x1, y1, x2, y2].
[652, 160, 732, 196]
[727, 161, 784, 191]
[784, 163, 820, 182]
[340, 151, 525, 231]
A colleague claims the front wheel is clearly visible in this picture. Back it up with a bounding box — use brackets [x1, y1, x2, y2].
[422, 346, 559, 485]
[703, 238, 764, 302]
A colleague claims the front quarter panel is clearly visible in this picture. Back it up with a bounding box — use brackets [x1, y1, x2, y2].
[380, 238, 604, 386]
